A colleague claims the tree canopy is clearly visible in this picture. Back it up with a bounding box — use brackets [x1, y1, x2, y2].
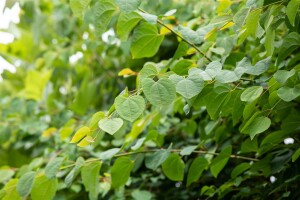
[1, 0, 300, 199]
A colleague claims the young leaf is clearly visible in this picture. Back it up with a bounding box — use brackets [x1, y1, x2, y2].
[45, 157, 64, 179]
[292, 148, 300, 162]
[117, 12, 142, 40]
[187, 157, 209, 186]
[70, 0, 91, 18]
[162, 153, 185, 181]
[98, 118, 123, 135]
[142, 78, 176, 107]
[115, 0, 141, 13]
[81, 161, 102, 200]
[240, 86, 263, 103]
[16, 171, 36, 197]
[111, 157, 134, 188]
[131, 23, 164, 58]
[64, 157, 85, 187]
[2, 179, 21, 200]
[70, 126, 90, 143]
[31, 175, 58, 200]
[210, 145, 232, 178]
[115, 95, 145, 122]
[89, 111, 106, 130]
[145, 149, 170, 170]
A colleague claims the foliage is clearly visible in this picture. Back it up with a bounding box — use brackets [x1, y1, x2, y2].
[1, 0, 300, 199]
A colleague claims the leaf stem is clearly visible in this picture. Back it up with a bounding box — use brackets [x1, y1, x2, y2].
[138, 8, 212, 62]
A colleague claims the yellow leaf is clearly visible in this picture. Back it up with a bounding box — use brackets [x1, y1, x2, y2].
[162, 15, 176, 20]
[70, 126, 90, 143]
[160, 24, 172, 35]
[187, 48, 196, 55]
[42, 127, 57, 138]
[204, 28, 217, 40]
[77, 136, 92, 147]
[118, 68, 137, 77]
[220, 21, 234, 30]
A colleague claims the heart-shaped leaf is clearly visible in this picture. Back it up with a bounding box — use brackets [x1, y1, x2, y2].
[115, 95, 145, 122]
[98, 118, 123, 135]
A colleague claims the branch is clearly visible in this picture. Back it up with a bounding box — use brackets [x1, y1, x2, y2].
[138, 8, 212, 62]
[60, 148, 259, 170]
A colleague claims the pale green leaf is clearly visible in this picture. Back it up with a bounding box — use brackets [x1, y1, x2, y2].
[176, 75, 204, 99]
[31, 175, 58, 200]
[89, 111, 106, 130]
[178, 25, 202, 44]
[64, 157, 85, 187]
[115, 0, 141, 13]
[98, 118, 123, 135]
[138, 12, 158, 24]
[240, 86, 263, 103]
[187, 157, 208, 186]
[2, 179, 22, 200]
[145, 149, 170, 170]
[132, 190, 153, 200]
[111, 157, 134, 188]
[142, 78, 176, 107]
[277, 85, 300, 102]
[115, 95, 145, 122]
[162, 153, 185, 181]
[70, 0, 91, 18]
[96, 148, 120, 160]
[245, 57, 271, 75]
[16, 171, 35, 197]
[273, 69, 295, 85]
[180, 145, 197, 156]
[131, 23, 164, 58]
[210, 145, 232, 178]
[45, 157, 64, 179]
[245, 9, 261, 36]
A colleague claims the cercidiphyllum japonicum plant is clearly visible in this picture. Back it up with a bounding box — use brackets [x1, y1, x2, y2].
[1, 0, 300, 199]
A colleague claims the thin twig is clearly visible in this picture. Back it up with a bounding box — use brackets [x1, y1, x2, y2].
[138, 8, 212, 62]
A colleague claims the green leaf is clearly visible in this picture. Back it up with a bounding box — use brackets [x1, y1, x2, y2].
[142, 78, 176, 107]
[232, 90, 245, 125]
[173, 41, 189, 59]
[117, 12, 141, 40]
[233, 7, 250, 28]
[70, 126, 91, 143]
[231, 163, 250, 178]
[115, 0, 141, 13]
[138, 12, 158, 24]
[292, 148, 300, 162]
[139, 63, 159, 81]
[45, 157, 64, 179]
[215, 70, 241, 83]
[210, 145, 232, 178]
[241, 116, 271, 139]
[16, 171, 35, 197]
[240, 86, 263, 103]
[170, 59, 193, 75]
[187, 157, 208, 186]
[132, 190, 153, 200]
[31, 175, 58, 200]
[162, 153, 185, 181]
[2, 179, 22, 200]
[205, 61, 222, 78]
[96, 148, 120, 160]
[178, 25, 202, 44]
[131, 23, 164, 58]
[286, 0, 300, 26]
[277, 32, 300, 64]
[70, 0, 91, 18]
[273, 69, 295, 85]
[81, 161, 101, 200]
[145, 149, 170, 170]
[245, 9, 261, 36]
[277, 85, 300, 102]
[92, 0, 117, 35]
[64, 157, 85, 187]
[111, 157, 134, 188]
[176, 75, 204, 99]
[98, 118, 123, 135]
[205, 92, 231, 120]
[180, 145, 197, 156]
[245, 57, 271, 75]
[115, 95, 145, 122]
